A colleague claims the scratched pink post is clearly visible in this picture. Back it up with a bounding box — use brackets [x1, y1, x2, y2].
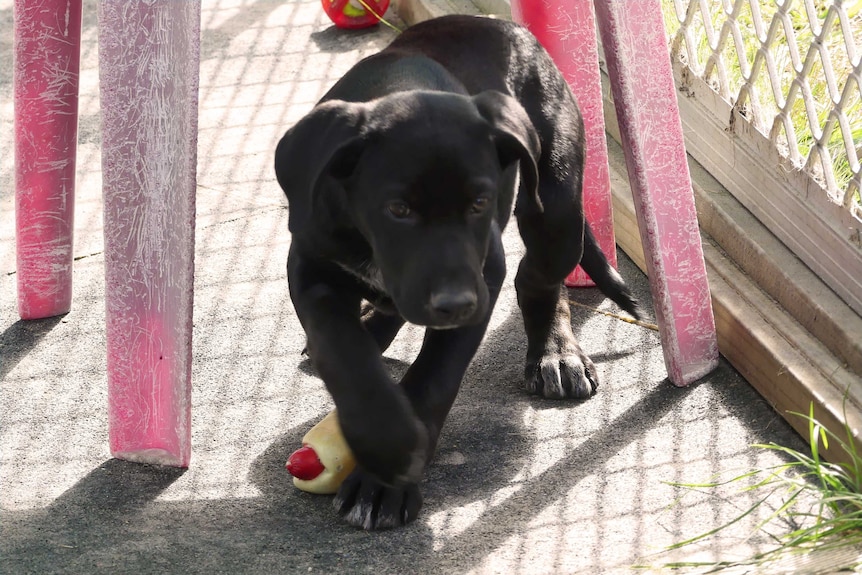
[14, 0, 83, 319]
[595, 1, 718, 385]
[99, 0, 201, 466]
[511, 0, 619, 288]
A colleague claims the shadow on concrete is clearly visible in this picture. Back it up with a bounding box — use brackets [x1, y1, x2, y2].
[0, 316, 65, 380]
[311, 24, 394, 53]
[0, 293, 804, 575]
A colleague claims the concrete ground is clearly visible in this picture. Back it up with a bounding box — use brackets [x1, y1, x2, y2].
[1, 1, 816, 573]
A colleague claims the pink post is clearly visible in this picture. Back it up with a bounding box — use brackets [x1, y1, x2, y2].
[594, 0, 718, 385]
[99, 0, 201, 466]
[13, 0, 82, 319]
[511, 0, 617, 288]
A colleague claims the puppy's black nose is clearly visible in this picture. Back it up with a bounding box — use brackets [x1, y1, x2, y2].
[428, 290, 478, 325]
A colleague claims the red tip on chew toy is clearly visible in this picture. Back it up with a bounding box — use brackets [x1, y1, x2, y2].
[321, 0, 390, 30]
[286, 445, 325, 480]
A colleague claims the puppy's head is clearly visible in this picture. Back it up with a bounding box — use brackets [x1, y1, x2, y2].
[277, 90, 540, 328]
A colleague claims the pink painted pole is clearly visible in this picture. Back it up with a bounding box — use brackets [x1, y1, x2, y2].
[511, 0, 617, 288]
[594, 0, 718, 385]
[13, 0, 82, 319]
[99, 0, 201, 467]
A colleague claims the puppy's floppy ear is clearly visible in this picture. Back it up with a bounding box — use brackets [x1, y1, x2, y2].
[472, 90, 543, 214]
[274, 100, 367, 234]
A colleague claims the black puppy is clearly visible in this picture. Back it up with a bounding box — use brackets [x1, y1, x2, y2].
[275, 15, 640, 530]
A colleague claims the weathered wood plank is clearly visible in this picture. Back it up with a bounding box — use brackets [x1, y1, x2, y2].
[671, 61, 862, 317]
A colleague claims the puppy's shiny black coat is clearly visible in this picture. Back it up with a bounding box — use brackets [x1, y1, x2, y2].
[275, 15, 640, 530]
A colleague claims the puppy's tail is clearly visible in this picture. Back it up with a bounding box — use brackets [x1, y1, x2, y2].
[579, 223, 643, 320]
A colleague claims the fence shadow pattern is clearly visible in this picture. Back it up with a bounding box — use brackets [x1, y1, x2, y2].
[0, 1, 823, 573]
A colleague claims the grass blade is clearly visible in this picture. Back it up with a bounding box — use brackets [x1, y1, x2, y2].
[654, 402, 862, 572]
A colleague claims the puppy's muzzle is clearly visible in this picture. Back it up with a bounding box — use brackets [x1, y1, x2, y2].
[426, 289, 478, 328]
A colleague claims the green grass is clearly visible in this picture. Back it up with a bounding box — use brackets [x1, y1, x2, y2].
[661, 0, 861, 209]
[655, 403, 862, 572]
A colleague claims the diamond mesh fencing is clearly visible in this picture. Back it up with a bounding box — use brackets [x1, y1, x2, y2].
[663, 0, 861, 220]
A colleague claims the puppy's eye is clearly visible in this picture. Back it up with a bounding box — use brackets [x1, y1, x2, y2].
[470, 197, 491, 215]
[386, 200, 412, 220]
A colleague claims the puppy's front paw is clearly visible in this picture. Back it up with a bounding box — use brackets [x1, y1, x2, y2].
[338, 401, 428, 487]
[524, 341, 599, 399]
[334, 469, 422, 530]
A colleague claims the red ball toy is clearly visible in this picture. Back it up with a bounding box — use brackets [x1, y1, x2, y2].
[322, 0, 391, 30]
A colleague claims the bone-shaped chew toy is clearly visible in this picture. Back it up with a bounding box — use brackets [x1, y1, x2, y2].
[285, 410, 356, 494]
